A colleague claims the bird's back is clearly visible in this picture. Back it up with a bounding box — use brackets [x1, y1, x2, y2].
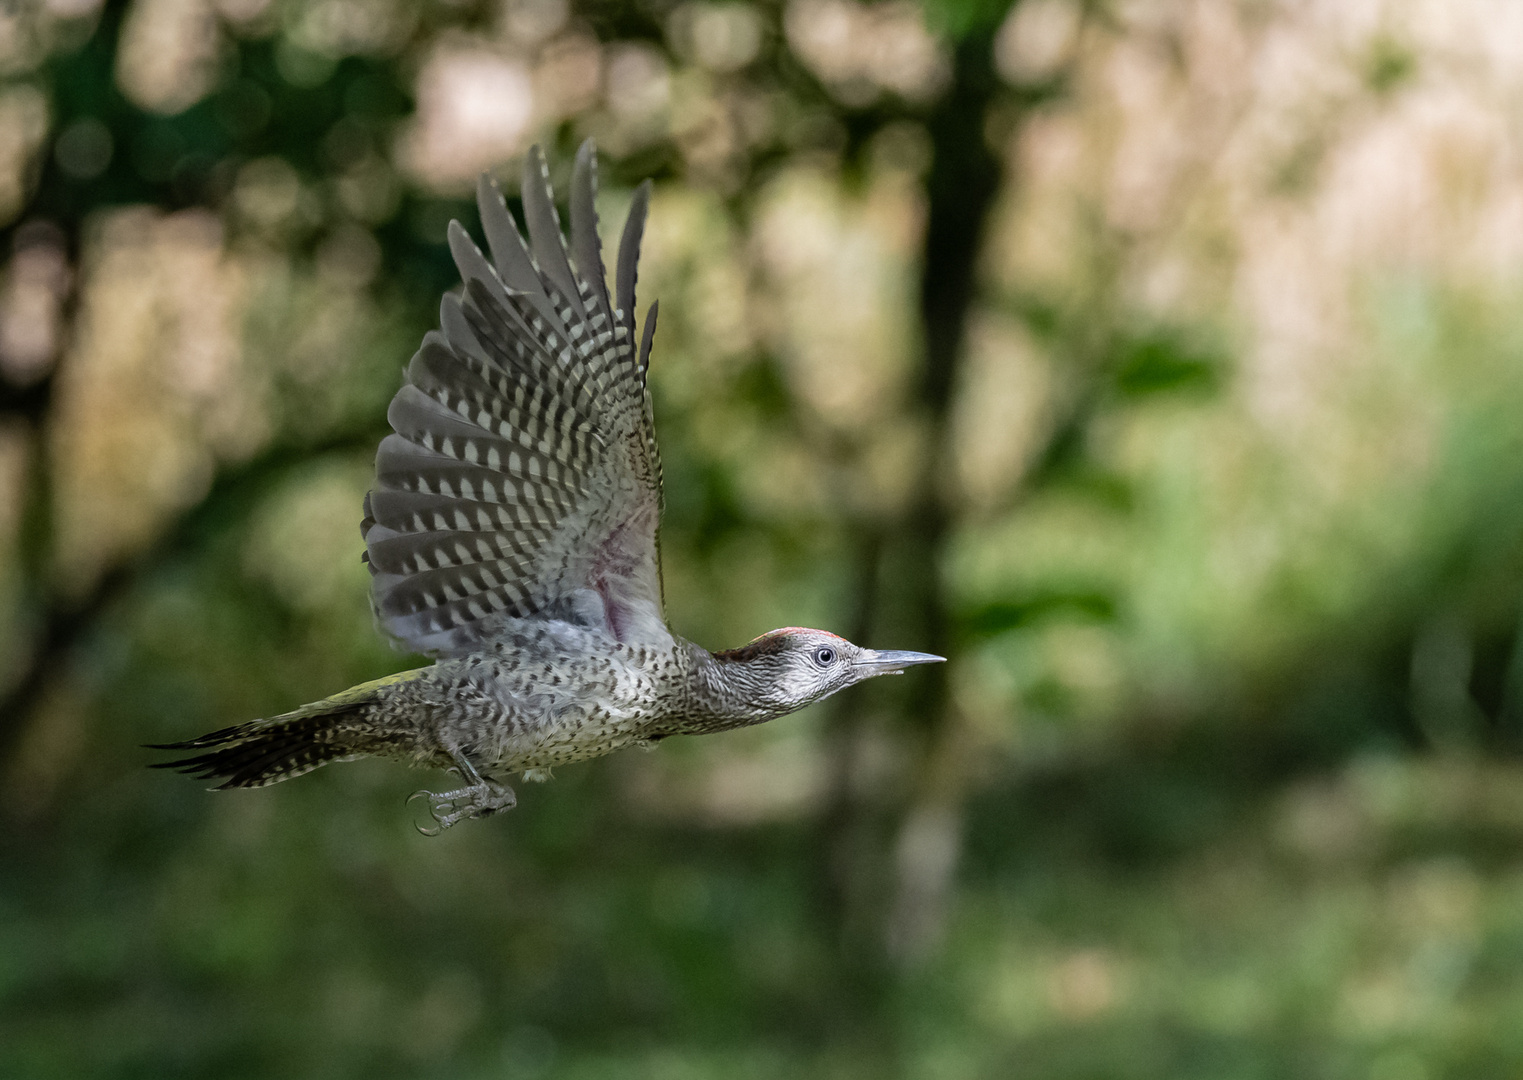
[368, 618, 694, 774]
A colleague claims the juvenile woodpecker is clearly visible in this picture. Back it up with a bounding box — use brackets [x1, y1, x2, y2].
[153, 142, 942, 831]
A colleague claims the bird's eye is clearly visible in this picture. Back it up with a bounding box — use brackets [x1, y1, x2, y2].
[813, 646, 836, 667]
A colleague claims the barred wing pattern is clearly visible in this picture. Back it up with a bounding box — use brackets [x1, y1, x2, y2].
[361, 142, 667, 658]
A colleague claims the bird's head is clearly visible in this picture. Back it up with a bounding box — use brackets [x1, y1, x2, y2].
[710, 627, 944, 719]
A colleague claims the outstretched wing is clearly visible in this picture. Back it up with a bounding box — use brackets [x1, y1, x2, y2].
[361, 141, 666, 657]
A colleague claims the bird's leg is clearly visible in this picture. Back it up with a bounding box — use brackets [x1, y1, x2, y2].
[408, 750, 517, 834]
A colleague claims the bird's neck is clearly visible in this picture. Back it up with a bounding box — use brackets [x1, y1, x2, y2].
[674, 640, 788, 732]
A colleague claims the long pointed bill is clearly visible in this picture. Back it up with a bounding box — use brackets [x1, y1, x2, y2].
[853, 649, 946, 675]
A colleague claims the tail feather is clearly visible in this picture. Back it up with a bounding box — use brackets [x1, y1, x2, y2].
[149, 670, 425, 789]
[149, 707, 368, 789]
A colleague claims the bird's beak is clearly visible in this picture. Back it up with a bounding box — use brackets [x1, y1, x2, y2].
[852, 649, 946, 675]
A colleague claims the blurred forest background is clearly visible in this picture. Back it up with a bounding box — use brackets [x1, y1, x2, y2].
[4, 0, 1523, 1076]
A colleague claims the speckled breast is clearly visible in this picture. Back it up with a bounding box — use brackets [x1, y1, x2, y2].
[471, 623, 687, 773]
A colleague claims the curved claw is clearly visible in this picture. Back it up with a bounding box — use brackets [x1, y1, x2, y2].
[407, 789, 443, 836]
[405, 782, 517, 835]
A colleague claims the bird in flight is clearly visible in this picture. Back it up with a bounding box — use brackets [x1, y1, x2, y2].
[153, 142, 943, 831]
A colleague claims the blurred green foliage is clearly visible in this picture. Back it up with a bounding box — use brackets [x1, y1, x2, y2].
[2, 1, 1523, 1079]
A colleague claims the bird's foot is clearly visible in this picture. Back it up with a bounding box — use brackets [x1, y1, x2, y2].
[407, 781, 517, 835]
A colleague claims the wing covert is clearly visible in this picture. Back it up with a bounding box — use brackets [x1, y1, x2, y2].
[362, 141, 666, 657]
